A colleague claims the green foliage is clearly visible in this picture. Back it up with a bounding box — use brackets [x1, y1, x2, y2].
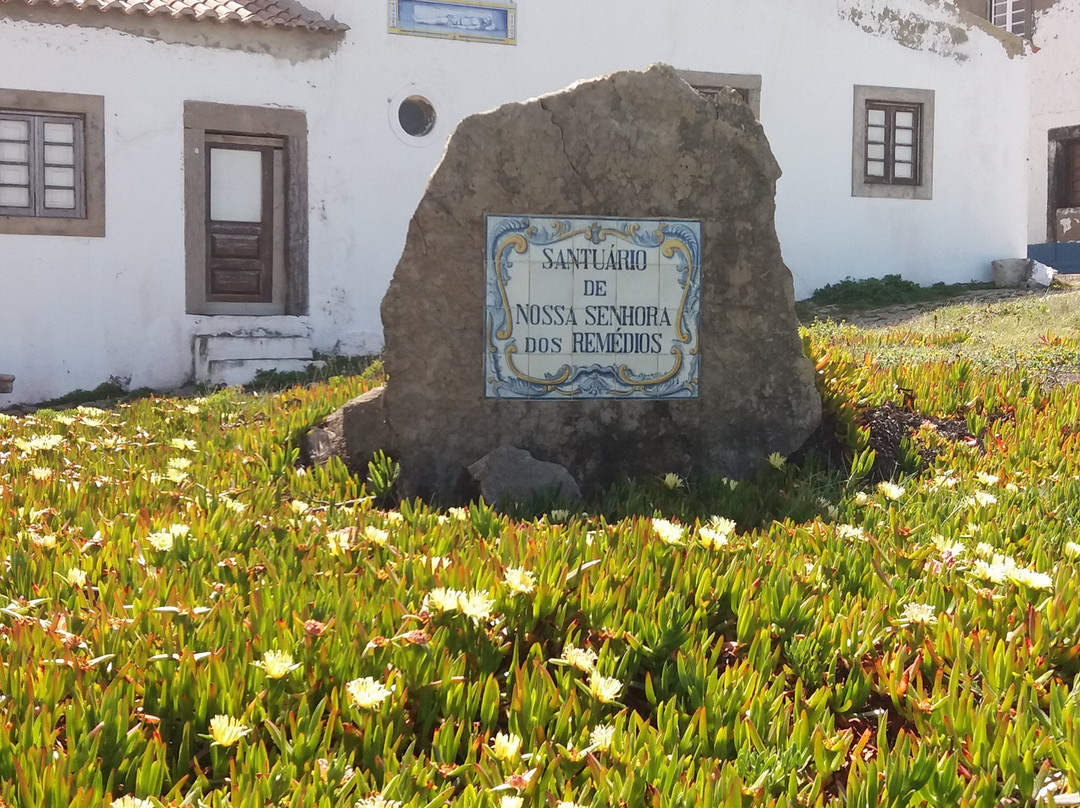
[802, 274, 993, 309]
[366, 449, 400, 503]
[6, 328, 1080, 806]
[247, 355, 382, 393]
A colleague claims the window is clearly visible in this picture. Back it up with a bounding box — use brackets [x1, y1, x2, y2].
[864, 102, 921, 186]
[991, 0, 1028, 36]
[678, 70, 762, 119]
[852, 85, 935, 201]
[0, 89, 104, 237]
[184, 101, 308, 316]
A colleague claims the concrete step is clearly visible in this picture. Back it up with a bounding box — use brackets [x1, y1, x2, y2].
[193, 333, 316, 386]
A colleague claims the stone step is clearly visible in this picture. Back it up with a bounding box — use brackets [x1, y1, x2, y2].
[202, 357, 320, 387]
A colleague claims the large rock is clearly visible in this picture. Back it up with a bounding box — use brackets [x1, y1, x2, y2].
[313, 63, 821, 500]
[467, 445, 582, 506]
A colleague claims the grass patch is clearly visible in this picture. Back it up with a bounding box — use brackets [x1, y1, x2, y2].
[796, 274, 994, 318]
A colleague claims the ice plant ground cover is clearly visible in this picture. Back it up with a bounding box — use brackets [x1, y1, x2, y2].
[5, 326, 1080, 807]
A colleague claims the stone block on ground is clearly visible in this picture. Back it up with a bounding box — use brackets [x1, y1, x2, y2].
[992, 258, 1031, 288]
[467, 445, 583, 506]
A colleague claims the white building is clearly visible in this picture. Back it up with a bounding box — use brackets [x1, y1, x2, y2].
[1027, 0, 1080, 271]
[0, 0, 1029, 403]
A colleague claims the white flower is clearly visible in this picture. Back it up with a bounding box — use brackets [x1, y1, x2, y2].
[854, 491, 871, 505]
[346, 676, 392, 710]
[169, 438, 197, 451]
[1065, 541, 1080, 560]
[167, 457, 193, 471]
[721, 477, 739, 491]
[110, 797, 154, 808]
[972, 552, 1017, 584]
[355, 796, 402, 808]
[975, 472, 1000, 486]
[66, 567, 88, 588]
[500, 797, 524, 808]
[384, 510, 404, 524]
[651, 517, 686, 546]
[817, 497, 840, 520]
[974, 541, 996, 558]
[835, 524, 866, 542]
[29, 467, 53, 481]
[290, 499, 311, 514]
[560, 643, 598, 673]
[549, 509, 570, 523]
[898, 602, 937, 626]
[767, 452, 786, 469]
[448, 507, 468, 521]
[209, 714, 251, 746]
[661, 472, 685, 490]
[588, 674, 623, 704]
[932, 535, 965, 559]
[459, 590, 495, 623]
[877, 482, 905, 501]
[503, 567, 537, 595]
[254, 650, 299, 679]
[930, 473, 959, 490]
[965, 491, 997, 508]
[146, 530, 175, 552]
[556, 802, 586, 808]
[491, 731, 522, 761]
[589, 724, 615, 752]
[1004, 566, 1053, 591]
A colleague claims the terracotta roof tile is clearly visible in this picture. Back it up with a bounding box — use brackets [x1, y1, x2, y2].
[3, 0, 348, 32]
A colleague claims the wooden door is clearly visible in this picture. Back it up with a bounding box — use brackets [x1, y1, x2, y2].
[205, 136, 284, 305]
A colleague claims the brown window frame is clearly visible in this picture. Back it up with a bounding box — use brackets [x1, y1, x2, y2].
[0, 89, 104, 237]
[0, 110, 86, 219]
[864, 101, 922, 187]
[1061, 139, 1080, 210]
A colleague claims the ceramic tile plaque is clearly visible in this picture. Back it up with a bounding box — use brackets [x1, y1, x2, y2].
[389, 1, 516, 45]
[485, 216, 702, 399]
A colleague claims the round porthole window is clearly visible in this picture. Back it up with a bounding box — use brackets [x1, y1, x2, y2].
[397, 96, 436, 138]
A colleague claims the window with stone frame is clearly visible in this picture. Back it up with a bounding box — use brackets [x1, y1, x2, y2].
[991, 0, 1029, 36]
[0, 89, 104, 236]
[852, 85, 935, 201]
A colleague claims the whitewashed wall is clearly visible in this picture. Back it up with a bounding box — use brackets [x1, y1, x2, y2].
[1029, 0, 1080, 243]
[0, 0, 1029, 403]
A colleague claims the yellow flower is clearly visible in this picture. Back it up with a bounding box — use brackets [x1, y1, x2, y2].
[651, 517, 686, 546]
[384, 510, 404, 524]
[588, 674, 623, 704]
[589, 724, 615, 751]
[168, 438, 197, 451]
[767, 452, 786, 469]
[346, 676, 391, 710]
[327, 527, 356, 555]
[503, 566, 536, 595]
[975, 472, 1000, 486]
[560, 643, 597, 673]
[254, 650, 299, 679]
[31, 532, 57, 549]
[491, 731, 522, 761]
[426, 587, 463, 614]
[66, 567, 88, 588]
[290, 499, 311, 514]
[209, 714, 251, 746]
[699, 516, 735, 550]
[364, 526, 389, 546]
[661, 472, 685, 490]
[167, 457, 193, 471]
[877, 481, 905, 501]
